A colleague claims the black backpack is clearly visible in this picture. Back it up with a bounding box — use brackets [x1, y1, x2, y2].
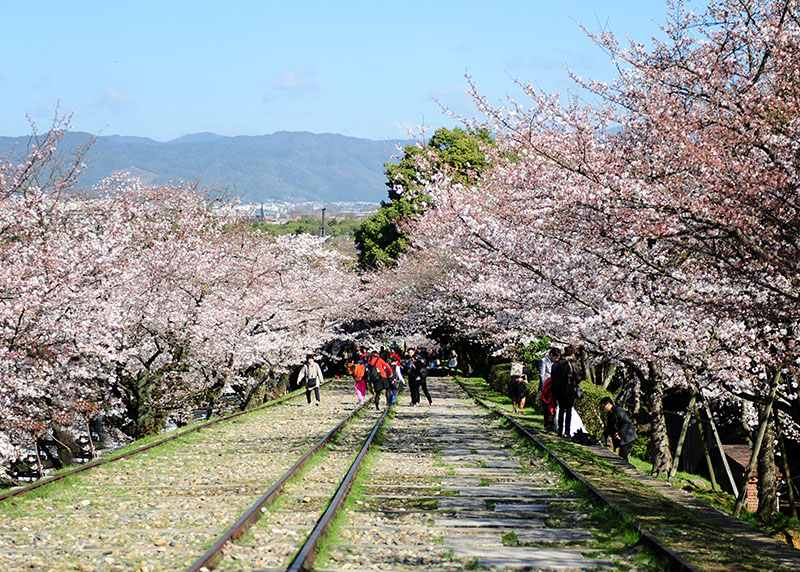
[367, 362, 382, 385]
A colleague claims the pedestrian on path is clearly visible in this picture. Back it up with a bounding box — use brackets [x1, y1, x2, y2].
[389, 347, 404, 403]
[539, 347, 561, 423]
[368, 350, 395, 410]
[600, 397, 638, 462]
[540, 375, 557, 431]
[409, 353, 432, 406]
[551, 345, 580, 437]
[353, 354, 367, 406]
[448, 349, 458, 375]
[297, 354, 324, 406]
[509, 373, 528, 413]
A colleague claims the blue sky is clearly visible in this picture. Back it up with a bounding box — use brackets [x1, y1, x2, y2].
[3, 1, 688, 142]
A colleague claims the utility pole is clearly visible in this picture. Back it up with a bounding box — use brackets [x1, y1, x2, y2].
[321, 207, 326, 237]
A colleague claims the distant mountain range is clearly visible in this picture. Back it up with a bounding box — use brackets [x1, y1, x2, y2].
[0, 131, 411, 204]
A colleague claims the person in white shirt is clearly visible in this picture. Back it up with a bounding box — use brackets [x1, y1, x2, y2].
[297, 354, 324, 405]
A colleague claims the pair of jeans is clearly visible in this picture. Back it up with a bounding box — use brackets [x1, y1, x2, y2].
[305, 386, 320, 404]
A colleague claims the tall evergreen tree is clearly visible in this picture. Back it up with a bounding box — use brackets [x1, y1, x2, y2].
[354, 127, 493, 269]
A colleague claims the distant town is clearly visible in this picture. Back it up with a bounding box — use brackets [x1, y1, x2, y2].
[231, 200, 381, 223]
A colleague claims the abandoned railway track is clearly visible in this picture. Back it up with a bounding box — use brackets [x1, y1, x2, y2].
[0, 379, 380, 571]
[0, 376, 759, 571]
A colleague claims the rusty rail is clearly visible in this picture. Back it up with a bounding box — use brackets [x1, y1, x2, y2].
[0, 382, 328, 503]
[460, 383, 702, 572]
[285, 406, 390, 572]
[185, 395, 375, 571]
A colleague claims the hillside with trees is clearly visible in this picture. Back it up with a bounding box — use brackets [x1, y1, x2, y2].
[0, 130, 409, 204]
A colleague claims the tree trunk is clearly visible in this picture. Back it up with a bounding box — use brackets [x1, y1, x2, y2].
[668, 389, 697, 484]
[277, 371, 290, 395]
[775, 413, 798, 518]
[51, 426, 77, 467]
[756, 404, 777, 520]
[700, 392, 739, 497]
[601, 362, 617, 390]
[695, 408, 718, 491]
[631, 361, 672, 477]
[133, 369, 164, 437]
[734, 376, 779, 518]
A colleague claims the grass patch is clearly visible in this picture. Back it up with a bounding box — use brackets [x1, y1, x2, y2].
[632, 456, 800, 548]
[501, 531, 519, 546]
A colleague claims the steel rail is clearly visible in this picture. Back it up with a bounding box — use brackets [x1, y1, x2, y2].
[186, 399, 382, 572]
[0, 381, 333, 503]
[459, 382, 702, 572]
[285, 405, 390, 572]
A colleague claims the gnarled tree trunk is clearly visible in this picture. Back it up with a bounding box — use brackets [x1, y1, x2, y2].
[630, 360, 673, 477]
[756, 404, 777, 520]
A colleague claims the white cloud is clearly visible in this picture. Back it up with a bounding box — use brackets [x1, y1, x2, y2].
[91, 87, 134, 113]
[265, 64, 319, 100]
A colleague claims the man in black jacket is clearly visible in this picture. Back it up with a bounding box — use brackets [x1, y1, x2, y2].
[408, 353, 432, 406]
[600, 397, 638, 462]
[550, 345, 580, 437]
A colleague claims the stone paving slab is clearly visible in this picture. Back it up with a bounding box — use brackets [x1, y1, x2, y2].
[484, 459, 522, 469]
[452, 467, 520, 476]
[441, 448, 510, 458]
[435, 517, 545, 528]
[449, 486, 543, 498]
[437, 437, 496, 445]
[514, 528, 597, 544]
[448, 545, 615, 570]
[440, 476, 482, 487]
[436, 497, 486, 510]
[442, 532, 505, 546]
[494, 502, 549, 512]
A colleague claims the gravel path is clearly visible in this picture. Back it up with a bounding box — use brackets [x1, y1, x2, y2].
[0, 379, 365, 572]
[0, 377, 662, 572]
[316, 379, 635, 571]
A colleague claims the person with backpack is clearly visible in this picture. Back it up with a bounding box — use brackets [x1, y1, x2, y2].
[297, 354, 324, 406]
[388, 347, 404, 403]
[550, 345, 580, 437]
[353, 354, 367, 406]
[367, 350, 394, 410]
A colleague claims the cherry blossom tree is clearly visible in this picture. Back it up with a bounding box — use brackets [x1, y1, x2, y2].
[1, 118, 360, 477]
[370, 0, 799, 509]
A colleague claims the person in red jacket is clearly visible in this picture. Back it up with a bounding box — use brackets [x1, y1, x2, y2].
[541, 376, 557, 431]
[368, 350, 394, 410]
